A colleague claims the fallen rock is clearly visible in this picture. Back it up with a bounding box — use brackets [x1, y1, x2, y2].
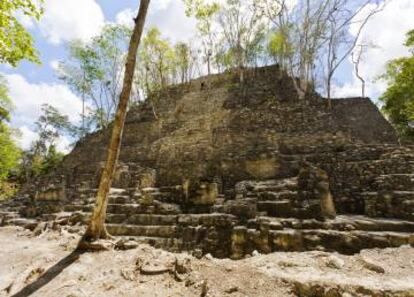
[359, 257, 385, 274]
[69, 212, 88, 225]
[121, 268, 137, 281]
[225, 286, 239, 294]
[200, 280, 209, 297]
[140, 262, 171, 275]
[116, 239, 139, 250]
[78, 239, 115, 251]
[204, 253, 213, 260]
[175, 256, 192, 274]
[32, 222, 47, 236]
[193, 249, 203, 259]
[326, 255, 345, 269]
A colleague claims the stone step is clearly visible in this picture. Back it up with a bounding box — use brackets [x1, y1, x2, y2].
[108, 196, 137, 204]
[251, 179, 298, 192]
[109, 188, 128, 195]
[236, 178, 298, 195]
[106, 214, 178, 225]
[106, 202, 182, 215]
[373, 173, 414, 191]
[115, 236, 182, 251]
[363, 190, 414, 199]
[279, 153, 314, 161]
[256, 190, 297, 201]
[3, 218, 38, 230]
[64, 204, 94, 212]
[257, 200, 293, 217]
[255, 215, 414, 233]
[106, 224, 177, 238]
[347, 216, 414, 232]
[362, 191, 414, 220]
[270, 229, 412, 254]
[126, 214, 178, 225]
[106, 204, 142, 215]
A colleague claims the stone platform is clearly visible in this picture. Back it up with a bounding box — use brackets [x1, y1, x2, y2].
[1, 65, 413, 258]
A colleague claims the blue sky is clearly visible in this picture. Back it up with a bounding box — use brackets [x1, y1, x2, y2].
[1, 0, 414, 151]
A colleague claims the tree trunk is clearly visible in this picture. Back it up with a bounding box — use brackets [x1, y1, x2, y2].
[82, 0, 150, 242]
[327, 74, 332, 110]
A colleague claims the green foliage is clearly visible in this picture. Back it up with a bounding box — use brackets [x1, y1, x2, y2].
[216, 0, 267, 72]
[0, 180, 19, 201]
[34, 104, 74, 153]
[139, 27, 176, 92]
[59, 24, 133, 130]
[0, 76, 20, 199]
[183, 0, 220, 73]
[405, 29, 414, 49]
[0, 75, 13, 121]
[0, 124, 21, 181]
[380, 30, 414, 141]
[0, 0, 43, 66]
[41, 145, 65, 173]
[267, 29, 292, 65]
[174, 42, 194, 84]
[184, 0, 220, 21]
[19, 104, 72, 180]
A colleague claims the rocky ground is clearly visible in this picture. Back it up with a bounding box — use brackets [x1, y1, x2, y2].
[1, 226, 414, 297]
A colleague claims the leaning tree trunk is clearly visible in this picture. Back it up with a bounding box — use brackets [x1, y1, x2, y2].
[82, 0, 150, 242]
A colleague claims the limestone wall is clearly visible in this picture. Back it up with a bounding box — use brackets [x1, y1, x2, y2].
[18, 65, 410, 220]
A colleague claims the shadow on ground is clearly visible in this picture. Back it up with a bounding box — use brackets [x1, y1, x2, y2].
[11, 250, 84, 297]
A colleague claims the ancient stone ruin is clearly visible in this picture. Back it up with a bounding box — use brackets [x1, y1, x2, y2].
[1, 65, 414, 258]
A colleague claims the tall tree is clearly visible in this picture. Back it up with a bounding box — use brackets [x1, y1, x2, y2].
[140, 27, 175, 92]
[258, 0, 384, 101]
[82, 0, 151, 242]
[0, 75, 20, 200]
[266, 29, 293, 69]
[33, 104, 73, 155]
[0, 0, 43, 66]
[217, 0, 267, 82]
[58, 24, 133, 131]
[184, 0, 220, 76]
[380, 29, 414, 142]
[0, 75, 12, 121]
[323, 0, 386, 107]
[174, 42, 196, 84]
[20, 104, 73, 179]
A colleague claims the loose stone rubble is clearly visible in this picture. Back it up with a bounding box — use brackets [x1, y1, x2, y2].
[1, 65, 413, 259]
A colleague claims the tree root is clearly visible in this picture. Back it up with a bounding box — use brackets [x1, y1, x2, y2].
[77, 225, 114, 252]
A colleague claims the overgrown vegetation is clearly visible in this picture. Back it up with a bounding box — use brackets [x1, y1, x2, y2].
[19, 104, 73, 181]
[0, 0, 43, 66]
[0, 75, 20, 200]
[0, 79, 71, 199]
[380, 30, 414, 142]
[0, 0, 413, 201]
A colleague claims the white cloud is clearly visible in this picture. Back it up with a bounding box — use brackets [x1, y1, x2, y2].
[38, 0, 105, 45]
[2, 73, 82, 151]
[116, 0, 197, 42]
[333, 0, 414, 99]
[16, 125, 72, 152]
[5, 73, 82, 126]
[15, 126, 38, 150]
[49, 60, 59, 71]
[115, 8, 136, 28]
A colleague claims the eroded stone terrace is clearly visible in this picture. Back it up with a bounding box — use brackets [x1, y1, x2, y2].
[1, 65, 413, 258]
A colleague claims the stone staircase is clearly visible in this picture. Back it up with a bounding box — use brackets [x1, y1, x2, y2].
[2, 143, 414, 259]
[362, 173, 414, 220]
[235, 177, 300, 217]
[234, 215, 414, 256]
[2, 168, 414, 259]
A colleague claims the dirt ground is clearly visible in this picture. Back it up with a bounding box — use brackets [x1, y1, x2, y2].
[1, 226, 414, 297]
